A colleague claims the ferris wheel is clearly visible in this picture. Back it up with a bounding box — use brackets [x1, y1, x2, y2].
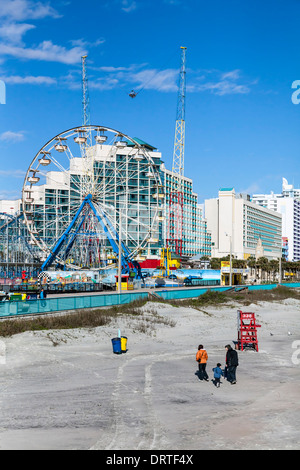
[22, 125, 164, 270]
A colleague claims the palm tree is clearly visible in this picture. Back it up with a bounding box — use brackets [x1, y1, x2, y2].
[268, 259, 278, 282]
[295, 261, 300, 280]
[257, 257, 269, 282]
[247, 256, 257, 280]
[233, 258, 247, 269]
[210, 258, 221, 270]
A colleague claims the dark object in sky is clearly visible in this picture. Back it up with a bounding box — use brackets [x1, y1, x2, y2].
[129, 90, 137, 98]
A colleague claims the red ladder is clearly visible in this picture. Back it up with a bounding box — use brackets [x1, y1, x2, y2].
[237, 310, 261, 351]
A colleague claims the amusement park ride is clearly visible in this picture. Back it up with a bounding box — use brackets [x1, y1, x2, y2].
[18, 54, 168, 282]
[1, 49, 188, 286]
[0, 212, 40, 272]
[21, 123, 164, 281]
[166, 46, 187, 258]
[40, 194, 142, 279]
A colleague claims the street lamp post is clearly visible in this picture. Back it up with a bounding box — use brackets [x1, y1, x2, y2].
[118, 212, 122, 294]
[229, 236, 232, 287]
[279, 255, 282, 284]
[225, 232, 232, 287]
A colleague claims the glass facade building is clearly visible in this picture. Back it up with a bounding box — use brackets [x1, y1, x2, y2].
[252, 178, 300, 261]
[205, 188, 282, 261]
[163, 166, 211, 257]
[2, 139, 211, 269]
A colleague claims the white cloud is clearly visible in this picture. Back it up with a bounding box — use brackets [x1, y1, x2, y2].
[88, 64, 253, 96]
[0, 22, 35, 45]
[238, 183, 261, 195]
[191, 68, 253, 96]
[80, 66, 178, 93]
[91, 63, 177, 92]
[221, 69, 241, 81]
[0, 0, 60, 21]
[89, 77, 120, 91]
[60, 61, 254, 97]
[130, 68, 178, 92]
[4, 74, 56, 85]
[0, 188, 22, 199]
[70, 38, 105, 48]
[0, 130, 25, 142]
[94, 64, 145, 73]
[197, 80, 250, 96]
[0, 1, 93, 66]
[121, 0, 137, 12]
[60, 70, 82, 90]
[0, 169, 25, 177]
[0, 40, 86, 64]
[164, 0, 182, 4]
[97, 66, 130, 73]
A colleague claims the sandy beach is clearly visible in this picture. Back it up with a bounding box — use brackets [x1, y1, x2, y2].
[0, 297, 299, 450]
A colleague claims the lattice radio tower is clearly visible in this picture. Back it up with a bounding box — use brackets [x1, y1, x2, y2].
[81, 55, 93, 149]
[166, 46, 187, 257]
[82, 55, 90, 127]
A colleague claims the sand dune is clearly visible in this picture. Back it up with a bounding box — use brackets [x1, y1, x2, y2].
[0, 299, 299, 450]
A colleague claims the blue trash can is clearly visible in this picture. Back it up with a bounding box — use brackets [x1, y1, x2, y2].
[111, 337, 122, 354]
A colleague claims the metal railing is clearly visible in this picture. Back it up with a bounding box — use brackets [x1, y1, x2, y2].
[1, 282, 299, 318]
[0, 291, 149, 317]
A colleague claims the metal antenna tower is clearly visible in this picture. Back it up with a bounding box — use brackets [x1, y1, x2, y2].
[172, 46, 186, 188]
[166, 47, 187, 258]
[81, 54, 93, 153]
[81, 55, 94, 191]
[81, 55, 90, 127]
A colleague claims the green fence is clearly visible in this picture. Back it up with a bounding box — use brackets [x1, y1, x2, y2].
[0, 291, 149, 317]
[280, 282, 300, 288]
[1, 282, 299, 318]
[157, 286, 233, 301]
[157, 282, 299, 300]
[248, 284, 278, 291]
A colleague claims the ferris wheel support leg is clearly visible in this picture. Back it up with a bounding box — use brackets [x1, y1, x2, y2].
[41, 196, 91, 271]
[86, 197, 133, 274]
[40, 194, 142, 277]
[55, 215, 86, 270]
[93, 203, 142, 278]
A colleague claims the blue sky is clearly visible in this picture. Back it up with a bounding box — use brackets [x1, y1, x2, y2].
[0, 0, 300, 203]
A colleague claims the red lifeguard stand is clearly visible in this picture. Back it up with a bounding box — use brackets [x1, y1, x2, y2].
[237, 310, 261, 351]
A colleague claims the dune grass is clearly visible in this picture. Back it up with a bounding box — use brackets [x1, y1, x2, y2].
[0, 298, 147, 338]
[0, 285, 298, 338]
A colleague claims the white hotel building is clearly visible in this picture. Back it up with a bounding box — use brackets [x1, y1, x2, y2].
[0, 136, 211, 268]
[252, 178, 300, 261]
[205, 188, 282, 261]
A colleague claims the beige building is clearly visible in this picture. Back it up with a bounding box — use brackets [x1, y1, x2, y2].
[204, 188, 282, 261]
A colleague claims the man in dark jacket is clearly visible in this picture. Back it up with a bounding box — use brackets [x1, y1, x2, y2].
[225, 344, 238, 384]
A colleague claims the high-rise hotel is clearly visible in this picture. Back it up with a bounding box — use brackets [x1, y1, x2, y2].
[252, 178, 300, 261]
[205, 188, 282, 261]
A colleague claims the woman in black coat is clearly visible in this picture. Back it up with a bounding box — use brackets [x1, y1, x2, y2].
[225, 344, 238, 384]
